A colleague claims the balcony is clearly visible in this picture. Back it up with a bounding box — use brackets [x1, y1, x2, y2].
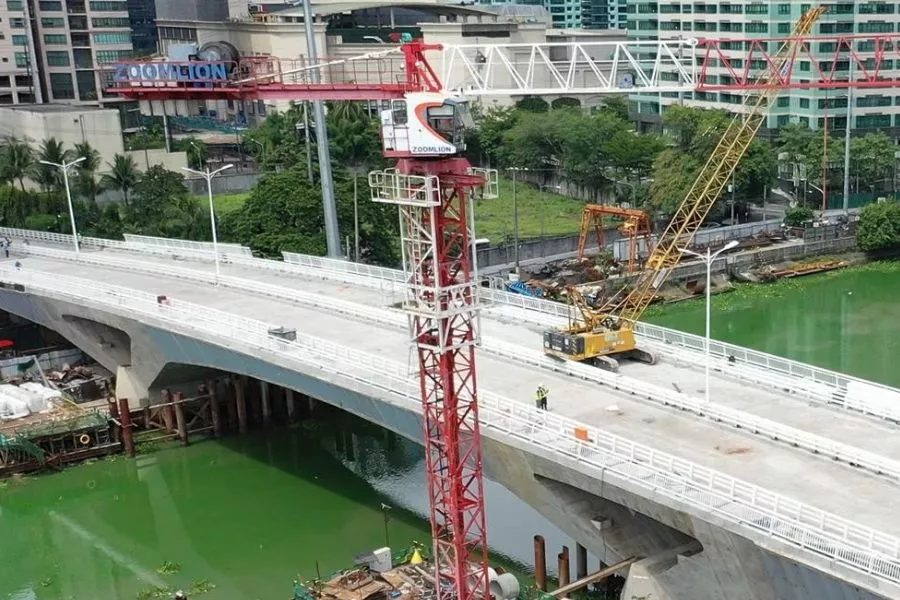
[68, 15, 88, 29]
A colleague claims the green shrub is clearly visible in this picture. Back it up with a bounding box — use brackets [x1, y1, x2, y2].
[857, 200, 900, 252]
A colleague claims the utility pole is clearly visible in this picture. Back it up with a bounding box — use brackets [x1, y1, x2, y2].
[302, 103, 313, 185]
[302, 0, 340, 258]
[509, 168, 522, 271]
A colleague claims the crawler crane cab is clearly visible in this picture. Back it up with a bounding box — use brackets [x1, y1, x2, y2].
[380, 92, 475, 158]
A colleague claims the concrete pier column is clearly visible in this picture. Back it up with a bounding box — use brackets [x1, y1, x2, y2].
[108, 397, 121, 443]
[208, 379, 222, 437]
[286, 388, 295, 421]
[118, 397, 135, 458]
[173, 391, 188, 446]
[559, 546, 570, 587]
[161, 388, 174, 432]
[261, 380, 271, 426]
[576, 543, 588, 580]
[308, 395, 316, 414]
[534, 535, 547, 591]
[235, 376, 248, 434]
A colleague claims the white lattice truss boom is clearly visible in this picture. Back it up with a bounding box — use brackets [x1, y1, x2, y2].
[437, 40, 699, 96]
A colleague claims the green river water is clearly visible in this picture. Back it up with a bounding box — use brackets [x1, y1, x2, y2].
[3, 263, 898, 599]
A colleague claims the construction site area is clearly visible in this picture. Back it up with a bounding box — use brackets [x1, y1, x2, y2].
[503, 206, 860, 310]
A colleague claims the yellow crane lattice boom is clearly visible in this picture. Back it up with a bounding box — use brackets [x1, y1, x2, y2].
[603, 6, 827, 325]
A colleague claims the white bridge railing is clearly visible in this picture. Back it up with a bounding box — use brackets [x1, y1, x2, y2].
[17, 243, 900, 486]
[2, 266, 900, 587]
[7, 228, 900, 422]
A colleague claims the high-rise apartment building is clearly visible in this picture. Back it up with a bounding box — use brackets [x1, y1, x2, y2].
[0, 0, 134, 104]
[582, 0, 627, 30]
[627, 1, 900, 138]
[477, 0, 581, 29]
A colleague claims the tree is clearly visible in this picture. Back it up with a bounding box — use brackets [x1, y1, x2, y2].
[1, 137, 35, 191]
[468, 104, 518, 167]
[129, 164, 190, 231]
[73, 141, 101, 203]
[783, 205, 814, 227]
[222, 167, 399, 264]
[177, 136, 207, 170]
[33, 138, 71, 193]
[100, 154, 140, 206]
[223, 167, 334, 257]
[328, 102, 382, 170]
[850, 132, 895, 192]
[649, 149, 701, 214]
[857, 200, 900, 252]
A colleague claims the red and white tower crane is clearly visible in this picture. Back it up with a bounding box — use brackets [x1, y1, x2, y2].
[109, 25, 900, 600]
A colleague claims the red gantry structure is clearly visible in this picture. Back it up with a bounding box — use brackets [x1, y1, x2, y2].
[108, 23, 900, 600]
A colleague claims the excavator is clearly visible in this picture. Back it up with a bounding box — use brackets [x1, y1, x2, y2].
[543, 6, 827, 372]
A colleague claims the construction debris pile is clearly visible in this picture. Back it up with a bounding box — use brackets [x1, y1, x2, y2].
[294, 546, 520, 600]
[0, 383, 62, 421]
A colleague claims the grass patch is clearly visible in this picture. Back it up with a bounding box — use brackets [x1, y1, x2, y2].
[192, 192, 250, 215]
[473, 176, 584, 243]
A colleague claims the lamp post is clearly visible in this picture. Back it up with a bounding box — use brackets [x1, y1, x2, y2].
[677, 239, 739, 405]
[40, 156, 85, 254]
[182, 164, 234, 285]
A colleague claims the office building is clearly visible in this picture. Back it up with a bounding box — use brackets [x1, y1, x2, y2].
[0, 0, 134, 104]
[476, 0, 581, 29]
[582, 0, 626, 30]
[627, 1, 900, 138]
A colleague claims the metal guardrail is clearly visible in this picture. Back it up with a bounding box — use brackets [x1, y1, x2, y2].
[122, 234, 252, 256]
[7, 228, 898, 423]
[19, 243, 900, 486]
[3, 266, 900, 586]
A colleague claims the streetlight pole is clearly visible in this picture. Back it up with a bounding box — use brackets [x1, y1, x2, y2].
[677, 239, 739, 405]
[40, 157, 85, 254]
[182, 164, 234, 285]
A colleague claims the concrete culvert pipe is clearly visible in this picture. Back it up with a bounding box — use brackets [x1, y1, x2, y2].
[489, 572, 520, 600]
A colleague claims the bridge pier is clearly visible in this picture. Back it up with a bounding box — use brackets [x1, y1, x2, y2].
[286, 388, 296, 421]
[208, 379, 222, 437]
[261, 381, 271, 427]
[235, 376, 248, 434]
[576, 543, 588, 580]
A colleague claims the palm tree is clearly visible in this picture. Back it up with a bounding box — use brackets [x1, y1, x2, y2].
[73, 141, 101, 202]
[33, 137, 72, 193]
[100, 154, 140, 206]
[1, 137, 35, 191]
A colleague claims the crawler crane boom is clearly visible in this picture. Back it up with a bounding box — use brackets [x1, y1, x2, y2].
[543, 6, 828, 372]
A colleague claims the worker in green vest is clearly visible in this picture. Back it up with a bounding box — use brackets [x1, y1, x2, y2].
[535, 385, 548, 410]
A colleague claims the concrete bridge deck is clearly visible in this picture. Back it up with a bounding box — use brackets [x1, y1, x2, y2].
[3, 231, 900, 598]
[10, 248, 900, 532]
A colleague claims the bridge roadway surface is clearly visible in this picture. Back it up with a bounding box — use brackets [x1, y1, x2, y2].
[11, 247, 900, 540]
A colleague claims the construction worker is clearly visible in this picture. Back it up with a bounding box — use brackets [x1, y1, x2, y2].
[535, 385, 548, 411]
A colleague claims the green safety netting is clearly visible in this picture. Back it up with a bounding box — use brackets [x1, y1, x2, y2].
[0, 431, 45, 463]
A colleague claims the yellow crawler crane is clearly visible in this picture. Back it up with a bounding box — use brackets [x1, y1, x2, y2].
[542, 6, 827, 372]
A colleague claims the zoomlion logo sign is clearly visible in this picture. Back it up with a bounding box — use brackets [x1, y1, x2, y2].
[114, 62, 229, 82]
[411, 145, 454, 154]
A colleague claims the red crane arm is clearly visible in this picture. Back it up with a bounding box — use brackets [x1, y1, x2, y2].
[111, 41, 443, 101]
[697, 33, 900, 91]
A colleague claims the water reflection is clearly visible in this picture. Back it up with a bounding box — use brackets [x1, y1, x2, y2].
[1, 408, 578, 599]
